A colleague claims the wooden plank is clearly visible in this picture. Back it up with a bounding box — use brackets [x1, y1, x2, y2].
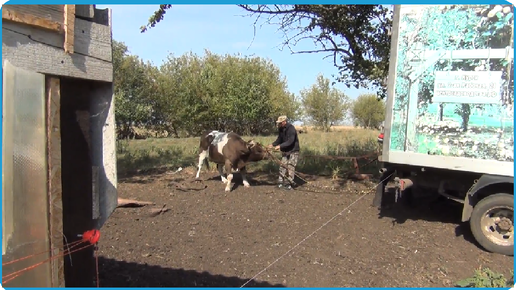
[74, 17, 112, 62]
[2, 6, 62, 32]
[2, 24, 113, 82]
[3, 19, 112, 62]
[46, 76, 65, 288]
[64, 5, 75, 54]
[75, 5, 94, 19]
[3, 5, 64, 24]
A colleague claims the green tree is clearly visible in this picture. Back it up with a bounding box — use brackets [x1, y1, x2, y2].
[112, 38, 302, 138]
[155, 50, 300, 136]
[113, 40, 156, 139]
[351, 94, 385, 129]
[141, 5, 393, 98]
[301, 74, 350, 132]
[156, 51, 209, 137]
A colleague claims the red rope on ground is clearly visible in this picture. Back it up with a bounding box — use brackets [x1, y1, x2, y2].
[2, 229, 101, 286]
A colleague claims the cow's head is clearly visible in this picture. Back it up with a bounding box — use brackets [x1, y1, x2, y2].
[247, 140, 269, 161]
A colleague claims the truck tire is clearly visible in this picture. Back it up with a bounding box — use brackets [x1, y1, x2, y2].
[470, 193, 514, 256]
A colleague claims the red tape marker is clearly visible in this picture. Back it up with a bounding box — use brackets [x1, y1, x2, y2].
[82, 229, 100, 244]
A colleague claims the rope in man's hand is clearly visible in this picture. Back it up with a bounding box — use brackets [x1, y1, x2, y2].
[263, 145, 380, 190]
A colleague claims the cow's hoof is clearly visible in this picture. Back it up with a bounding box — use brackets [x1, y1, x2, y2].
[225, 188, 231, 192]
[244, 184, 250, 188]
[221, 179, 228, 184]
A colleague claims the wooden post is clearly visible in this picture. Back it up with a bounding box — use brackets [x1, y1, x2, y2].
[46, 76, 65, 288]
[64, 5, 75, 54]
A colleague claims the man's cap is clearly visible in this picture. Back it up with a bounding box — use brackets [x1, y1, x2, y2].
[276, 115, 287, 123]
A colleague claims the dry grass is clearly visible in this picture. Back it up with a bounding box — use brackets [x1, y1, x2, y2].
[295, 125, 357, 133]
[117, 128, 381, 178]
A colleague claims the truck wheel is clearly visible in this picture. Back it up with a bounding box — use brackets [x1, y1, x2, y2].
[470, 193, 514, 256]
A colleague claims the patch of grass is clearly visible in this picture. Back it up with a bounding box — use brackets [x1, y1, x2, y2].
[455, 267, 514, 288]
[246, 128, 381, 177]
[294, 125, 358, 132]
[116, 138, 199, 176]
[116, 128, 382, 178]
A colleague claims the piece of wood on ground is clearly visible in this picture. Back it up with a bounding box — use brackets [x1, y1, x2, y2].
[117, 198, 154, 208]
[149, 204, 170, 217]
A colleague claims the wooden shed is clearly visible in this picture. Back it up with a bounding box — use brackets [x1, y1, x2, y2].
[2, 4, 117, 287]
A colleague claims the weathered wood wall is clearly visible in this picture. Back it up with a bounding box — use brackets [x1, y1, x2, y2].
[2, 4, 113, 82]
[2, 4, 117, 287]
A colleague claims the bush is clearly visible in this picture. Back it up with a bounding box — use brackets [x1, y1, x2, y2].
[455, 267, 514, 288]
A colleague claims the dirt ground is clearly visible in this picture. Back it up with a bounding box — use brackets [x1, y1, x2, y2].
[98, 168, 513, 287]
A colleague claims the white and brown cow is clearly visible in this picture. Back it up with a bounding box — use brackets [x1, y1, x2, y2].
[195, 130, 269, 192]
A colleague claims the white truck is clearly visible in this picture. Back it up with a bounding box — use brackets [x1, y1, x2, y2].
[374, 4, 514, 256]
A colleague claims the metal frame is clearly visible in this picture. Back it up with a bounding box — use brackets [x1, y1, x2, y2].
[381, 5, 401, 163]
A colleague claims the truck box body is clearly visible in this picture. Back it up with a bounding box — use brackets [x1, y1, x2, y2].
[382, 5, 514, 178]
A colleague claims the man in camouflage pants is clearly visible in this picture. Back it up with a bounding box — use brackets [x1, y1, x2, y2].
[268, 115, 300, 190]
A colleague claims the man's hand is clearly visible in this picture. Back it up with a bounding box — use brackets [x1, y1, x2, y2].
[274, 145, 280, 151]
[267, 144, 273, 149]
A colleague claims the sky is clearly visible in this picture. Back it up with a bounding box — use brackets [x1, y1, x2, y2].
[97, 4, 376, 101]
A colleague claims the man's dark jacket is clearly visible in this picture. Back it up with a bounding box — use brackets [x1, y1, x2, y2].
[272, 123, 300, 155]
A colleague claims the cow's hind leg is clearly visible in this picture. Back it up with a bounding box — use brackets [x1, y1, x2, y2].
[224, 160, 234, 192]
[241, 166, 251, 188]
[195, 150, 208, 179]
[217, 164, 228, 184]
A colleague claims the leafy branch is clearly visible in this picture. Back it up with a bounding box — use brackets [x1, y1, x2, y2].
[140, 4, 172, 33]
[141, 4, 393, 98]
[237, 5, 393, 97]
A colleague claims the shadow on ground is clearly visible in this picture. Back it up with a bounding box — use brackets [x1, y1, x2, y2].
[98, 257, 285, 287]
[376, 188, 482, 249]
